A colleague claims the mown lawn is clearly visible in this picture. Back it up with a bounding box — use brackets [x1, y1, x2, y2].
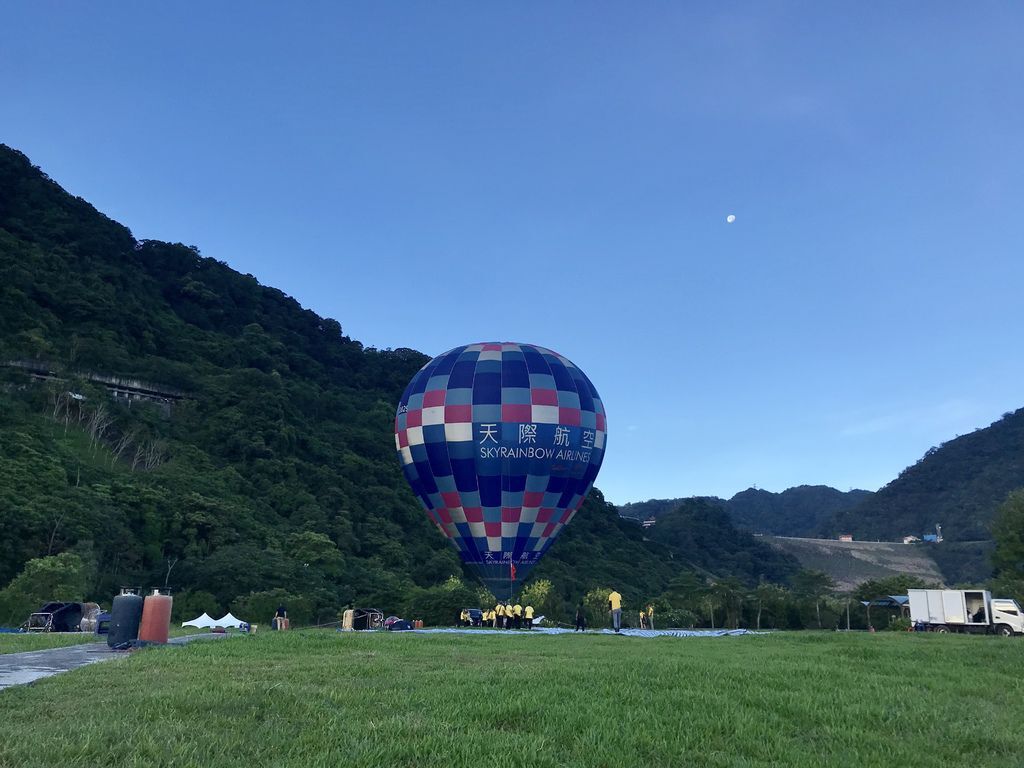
[1, 630, 1022, 767]
[0, 633, 99, 654]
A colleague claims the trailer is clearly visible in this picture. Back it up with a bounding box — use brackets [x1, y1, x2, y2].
[24, 602, 86, 632]
[908, 589, 1024, 636]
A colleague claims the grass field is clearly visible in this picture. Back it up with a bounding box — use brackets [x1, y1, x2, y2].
[1, 630, 1022, 767]
[0, 633, 99, 654]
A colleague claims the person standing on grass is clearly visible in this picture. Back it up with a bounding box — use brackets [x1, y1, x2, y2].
[575, 601, 586, 631]
[639, 610, 647, 630]
[274, 604, 288, 631]
[512, 602, 523, 630]
[647, 604, 655, 630]
[495, 602, 505, 628]
[524, 605, 534, 629]
[608, 589, 622, 632]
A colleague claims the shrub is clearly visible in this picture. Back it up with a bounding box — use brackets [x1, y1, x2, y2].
[0, 553, 89, 627]
[886, 617, 912, 632]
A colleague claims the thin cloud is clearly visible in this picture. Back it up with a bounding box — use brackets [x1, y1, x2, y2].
[839, 398, 983, 438]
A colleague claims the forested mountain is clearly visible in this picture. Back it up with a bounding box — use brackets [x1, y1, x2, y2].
[619, 486, 872, 537]
[619, 497, 696, 521]
[0, 144, 800, 626]
[826, 409, 1024, 542]
[726, 486, 874, 536]
[643, 499, 799, 585]
[0, 143, 455, 622]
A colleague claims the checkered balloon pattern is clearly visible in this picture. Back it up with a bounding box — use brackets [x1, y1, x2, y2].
[394, 342, 607, 598]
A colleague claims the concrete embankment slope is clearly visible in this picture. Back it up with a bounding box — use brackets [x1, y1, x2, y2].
[762, 536, 945, 591]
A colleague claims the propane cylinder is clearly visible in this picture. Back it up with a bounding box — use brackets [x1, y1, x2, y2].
[139, 589, 173, 644]
[108, 589, 144, 647]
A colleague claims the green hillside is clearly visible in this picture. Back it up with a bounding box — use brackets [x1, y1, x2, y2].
[726, 486, 874, 536]
[644, 499, 800, 585]
[0, 144, 803, 626]
[826, 409, 1024, 542]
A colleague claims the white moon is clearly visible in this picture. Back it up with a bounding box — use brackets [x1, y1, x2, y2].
[726, 214, 736, 223]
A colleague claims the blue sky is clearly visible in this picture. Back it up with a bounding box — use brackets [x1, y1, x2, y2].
[3, 3, 1023, 504]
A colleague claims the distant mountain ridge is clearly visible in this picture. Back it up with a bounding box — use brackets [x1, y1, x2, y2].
[618, 408, 1024, 587]
[619, 485, 873, 538]
[826, 409, 1024, 542]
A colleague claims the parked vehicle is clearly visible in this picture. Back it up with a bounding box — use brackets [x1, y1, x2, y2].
[908, 589, 1024, 636]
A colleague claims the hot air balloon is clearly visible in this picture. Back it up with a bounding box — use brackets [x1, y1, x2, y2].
[394, 342, 607, 599]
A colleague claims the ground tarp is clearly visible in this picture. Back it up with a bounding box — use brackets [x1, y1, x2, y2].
[405, 627, 761, 638]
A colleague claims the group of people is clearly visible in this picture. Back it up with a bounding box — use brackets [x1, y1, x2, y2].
[479, 602, 535, 629]
[458, 590, 656, 634]
[639, 604, 655, 630]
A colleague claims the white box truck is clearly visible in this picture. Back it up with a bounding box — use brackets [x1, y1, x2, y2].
[908, 589, 1024, 636]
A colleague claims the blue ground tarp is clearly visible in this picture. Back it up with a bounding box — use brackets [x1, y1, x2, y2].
[406, 627, 760, 638]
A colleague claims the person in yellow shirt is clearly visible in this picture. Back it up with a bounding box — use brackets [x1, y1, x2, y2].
[524, 605, 534, 629]
[512, 603, 523, 630]
[608, 589, 622, 632]
[647, 604, 655, 630]
[494, 603, 505, 629]
[459, 608, 469, 626]
[639, 610, 647, 630]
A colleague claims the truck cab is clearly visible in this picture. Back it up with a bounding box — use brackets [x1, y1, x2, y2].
[991, 599, 1024, 636]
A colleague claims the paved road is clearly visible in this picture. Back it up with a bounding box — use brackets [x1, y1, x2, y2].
[0, 634, 226, 691]
[0, 642, 117, 691]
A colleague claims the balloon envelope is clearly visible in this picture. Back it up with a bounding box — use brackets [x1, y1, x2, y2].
[394, 342, 607, 598]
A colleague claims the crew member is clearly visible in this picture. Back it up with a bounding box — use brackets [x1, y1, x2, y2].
[575, 601, 586, 632]
[608, 589, 622, 632]
[524, 604, 534, 629]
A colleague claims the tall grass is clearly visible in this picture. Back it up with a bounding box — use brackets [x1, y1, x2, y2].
[1, 631, 1021, 766]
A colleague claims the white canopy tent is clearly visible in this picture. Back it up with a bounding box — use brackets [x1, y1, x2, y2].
[181, 612, 248, 629]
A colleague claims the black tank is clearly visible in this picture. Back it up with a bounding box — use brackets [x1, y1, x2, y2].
[107, 592, 144, 647]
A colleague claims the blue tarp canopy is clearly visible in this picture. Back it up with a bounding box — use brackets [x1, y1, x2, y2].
[859, 595, 910, 608]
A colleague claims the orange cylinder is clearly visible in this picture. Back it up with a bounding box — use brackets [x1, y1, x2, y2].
[139, 590, 173, 644]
